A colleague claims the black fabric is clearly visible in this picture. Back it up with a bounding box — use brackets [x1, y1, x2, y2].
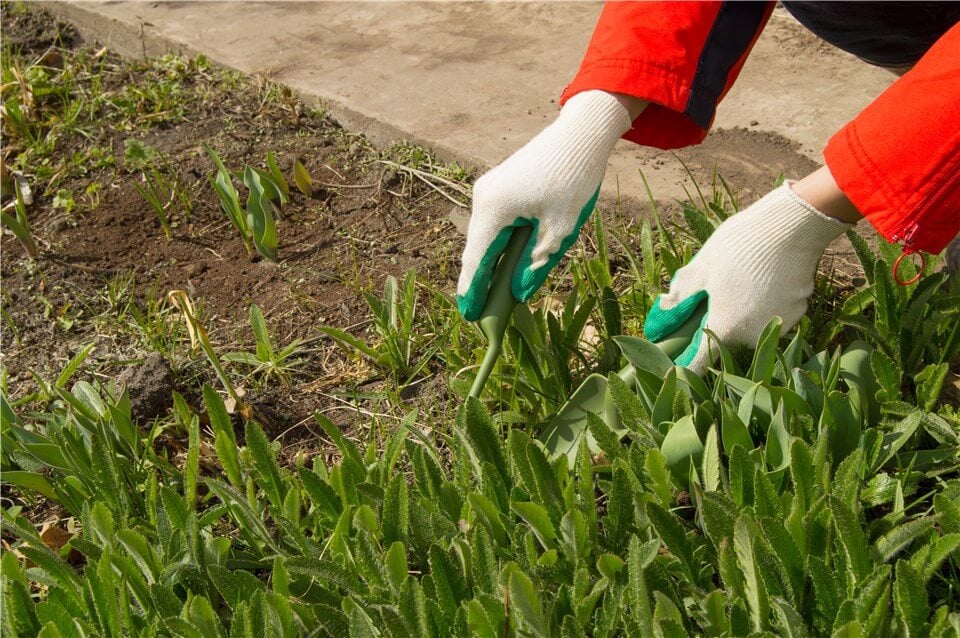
[685, 1, 771, 129]
[781, 1, 960, 67]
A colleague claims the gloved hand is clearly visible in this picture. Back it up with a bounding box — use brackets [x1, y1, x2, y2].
[644, 183, 853, 372]
[457, 90, 633, 320]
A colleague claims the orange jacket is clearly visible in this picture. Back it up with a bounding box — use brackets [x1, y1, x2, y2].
[560, 2, 960, 256]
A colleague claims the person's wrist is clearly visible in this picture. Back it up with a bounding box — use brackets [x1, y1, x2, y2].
[608, 92, 648, 120]
[775, 183, 854, 252]
[790, 165, 862, 224]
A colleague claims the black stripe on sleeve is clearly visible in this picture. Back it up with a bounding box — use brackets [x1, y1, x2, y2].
[684, 1, 770, 129]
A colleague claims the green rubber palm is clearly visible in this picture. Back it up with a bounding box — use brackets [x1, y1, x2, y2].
[644, 292, 709, 367]
[457, 189, 599, 321]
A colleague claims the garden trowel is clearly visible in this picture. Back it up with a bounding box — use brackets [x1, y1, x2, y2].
[468, 226, 533, 398]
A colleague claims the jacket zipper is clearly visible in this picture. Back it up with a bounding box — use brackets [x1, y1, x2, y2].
[891, 165, 960, 253]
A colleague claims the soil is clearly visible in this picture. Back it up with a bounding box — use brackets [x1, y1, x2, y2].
[117, 353, 174, 422]
[680, 126, 821, 199]
[1, 6, 464, 460]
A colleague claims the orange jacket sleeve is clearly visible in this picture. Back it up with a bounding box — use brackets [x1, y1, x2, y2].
[824, 22, 960, 255]
[560, 1, 774, 150]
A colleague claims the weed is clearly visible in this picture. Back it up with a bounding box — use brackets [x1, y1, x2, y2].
[836, 232, 960, 406]
[168, 290, 239, 406]
[225, 305, 304, 388]
[126, 288, 186, 360]
[2, 339, 957, 635]
[126, 139, 192, 240]
[0, 180, 38, 257]
[320, 270, 432, 386]
[51, 188, 75, 215]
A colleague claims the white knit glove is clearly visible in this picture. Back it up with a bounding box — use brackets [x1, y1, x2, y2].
[457, 90, 632, 320]
[644, 184, 853, 373]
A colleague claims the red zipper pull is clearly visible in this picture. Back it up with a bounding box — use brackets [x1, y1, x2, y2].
[892, 224, 924, 285]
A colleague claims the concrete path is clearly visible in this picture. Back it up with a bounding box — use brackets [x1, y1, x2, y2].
[51, 1, 896, 207]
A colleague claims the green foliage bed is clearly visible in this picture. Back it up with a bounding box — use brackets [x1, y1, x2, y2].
[3, 221, 959, 636]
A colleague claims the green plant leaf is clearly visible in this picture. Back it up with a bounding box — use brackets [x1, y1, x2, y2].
[873, 258, 900, 339]
[1, 209, 40, 258]
[606, 371, 656, 444]
[244, 420, 286, 510]
[764, 405, 793, 474]
[647, 502, 698, 586]
[893, 560, 927, 637]
[318, 325, 381, 361]
[243, 166, 279, 261]
[382, 472, 409, 545]
[659, 415, 703, 486]
[747, 317, 781, 383]
[56, 343, 95, 391]
[457, 398, 508, 488]
[293, 158, 313, 196]
[934, 493, 960, 535]
[772, 597, 810, 638]
[700, 491, 737, 549]
[821, 390, 861, 466]
[204, 478, 278, 553]
[614, 336, 674, 378]
[628, 535, 657, 637]
[681, 202, 717, 244]
[508, 566, 548, 638]
[586, 411, 621, 461]
[1, 471, 58, 501]
[348, 603, 380, 638]
[285, 556, 358, 593]
[734, 515, 768, 633]
[830, 497, 872, 586]
[840, 341, 880, 423]
[207, 565, 265, 610]
[384, 541, 407, 593]
[701, 424, 721, 492]
[846, 230, 876, 283]
[204, 144, 248, 241]
[875, 517, 935, 563]
[605, 464, 634, 552]
[914, 363, 948, 411]
[265, 151, 290, 201]
[511, 501, 557, 551]
[468, 493, 507, 547]
[909, 533, 960, 584]
[721, 400, 753, 456]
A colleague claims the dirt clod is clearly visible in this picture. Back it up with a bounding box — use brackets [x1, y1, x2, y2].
[118, 355, 175, 423]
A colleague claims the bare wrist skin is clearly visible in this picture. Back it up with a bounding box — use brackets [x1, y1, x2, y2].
[791, 165, 862, 223]
[608, 92, 649, 120]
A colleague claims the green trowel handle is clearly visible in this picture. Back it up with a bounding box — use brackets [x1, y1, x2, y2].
[657, 303, 707, 360]
[468, 225, 534, 399]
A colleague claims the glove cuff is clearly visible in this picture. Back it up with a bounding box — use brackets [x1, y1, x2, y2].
[539, 91, 632, 182]
[556, 90, 634, 141]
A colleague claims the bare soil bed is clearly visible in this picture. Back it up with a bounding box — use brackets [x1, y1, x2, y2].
[1, 6, 470, 457]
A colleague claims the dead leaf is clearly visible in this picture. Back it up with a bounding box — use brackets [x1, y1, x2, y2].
[40, 522, 82, 563]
